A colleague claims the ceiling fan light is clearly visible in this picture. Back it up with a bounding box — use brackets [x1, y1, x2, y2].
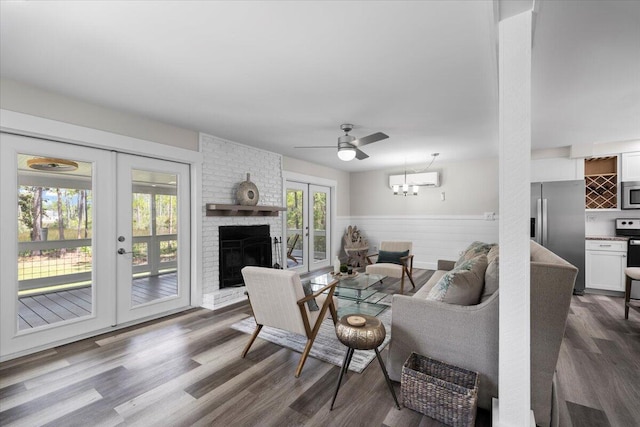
[392, 185, 399, 195]
[412, 185, 419, 195]
[337, 147, 356, 161]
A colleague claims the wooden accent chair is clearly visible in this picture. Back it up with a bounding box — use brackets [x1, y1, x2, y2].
[286, 233, 300, 264]
[365, 241, 415, 294]
[240, 266, 339, 377]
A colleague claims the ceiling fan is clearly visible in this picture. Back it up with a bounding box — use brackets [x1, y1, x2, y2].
[295, 124, 389, 161]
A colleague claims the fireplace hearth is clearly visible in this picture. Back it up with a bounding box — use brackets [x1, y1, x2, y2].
[219, 225, 272, 288]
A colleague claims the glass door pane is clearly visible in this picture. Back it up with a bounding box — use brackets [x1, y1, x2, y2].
[286, 182, 308, 270]
[310, 185, 331, 269]
[130, 171, 179, 306]
[16, 154, 94, 330]
[116, 154, 189, 324]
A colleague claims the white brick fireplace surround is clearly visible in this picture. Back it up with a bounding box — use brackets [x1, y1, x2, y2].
[200, 133, 284, 309]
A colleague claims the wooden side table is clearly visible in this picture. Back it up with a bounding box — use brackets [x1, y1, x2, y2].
[330, 314, 400, 410]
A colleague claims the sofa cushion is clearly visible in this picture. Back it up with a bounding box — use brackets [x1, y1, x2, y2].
[377, 249, 409, 265]
[456, 241, 496, 267]
[427, 255, 488, 305]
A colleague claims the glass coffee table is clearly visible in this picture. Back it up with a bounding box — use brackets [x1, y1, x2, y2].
[310, 272, 389, 317]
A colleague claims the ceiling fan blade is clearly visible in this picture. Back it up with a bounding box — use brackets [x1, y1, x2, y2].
[353, 132, 389, 147]
[355, 148, 369, 160]
[294, 145, 335, 149]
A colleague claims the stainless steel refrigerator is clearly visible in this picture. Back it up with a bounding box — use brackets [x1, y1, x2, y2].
[531, 180, 585, 294]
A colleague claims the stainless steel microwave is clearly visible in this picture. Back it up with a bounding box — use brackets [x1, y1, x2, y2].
[622, 181, 640, 209]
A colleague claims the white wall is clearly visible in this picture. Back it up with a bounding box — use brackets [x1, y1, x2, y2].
[0, 78, 199, 151]
[349, 157, 498, 216]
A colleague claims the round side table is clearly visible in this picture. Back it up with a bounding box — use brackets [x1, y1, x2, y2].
[330, 313, 400, 410]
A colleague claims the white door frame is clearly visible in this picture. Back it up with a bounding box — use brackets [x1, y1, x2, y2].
[282, 171, 337, 272]
[0, 109, 202, 361]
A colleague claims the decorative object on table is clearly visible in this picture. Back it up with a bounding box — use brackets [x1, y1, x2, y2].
[333, 256, 341, 274]
[366, 241, 415, 294]
[401, 352, 478, 427]
[330, 313, 400, 410]
[340, 264, 348, 273]
[346, 315, 366, 327]
[343, 225, 369, 267]
[331, 270, 359, 278]
[236, 173, 259, 205]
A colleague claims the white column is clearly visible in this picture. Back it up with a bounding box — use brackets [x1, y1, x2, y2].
[497, 9, 533, 427]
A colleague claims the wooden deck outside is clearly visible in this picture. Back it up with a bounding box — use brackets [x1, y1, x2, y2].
[18, 273, 178, 330]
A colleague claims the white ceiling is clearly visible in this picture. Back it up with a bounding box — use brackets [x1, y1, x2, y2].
[1, 1, 638, 172]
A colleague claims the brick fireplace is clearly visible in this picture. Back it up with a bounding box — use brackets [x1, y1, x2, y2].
[201, 133, 283, 308]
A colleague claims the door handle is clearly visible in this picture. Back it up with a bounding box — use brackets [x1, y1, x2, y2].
[118, 248, 133, 255]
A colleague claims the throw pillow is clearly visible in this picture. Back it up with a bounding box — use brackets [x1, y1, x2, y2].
[455, 241, 496, 267]
[481, 256, 499, 302]
[427, 255, 488, 305]
[301, 281, 319, 311]
[376, 249, 410, 265]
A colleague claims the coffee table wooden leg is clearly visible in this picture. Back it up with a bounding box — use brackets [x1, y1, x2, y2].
[375, 348, 400, 409]
[330, 347, 354, 410]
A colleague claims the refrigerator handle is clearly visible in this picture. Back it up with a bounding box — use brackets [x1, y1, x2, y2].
[535, 198, 543, 244]
[542, 198, 548, 245]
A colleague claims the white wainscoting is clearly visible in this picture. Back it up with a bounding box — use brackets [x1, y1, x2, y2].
[336, 215, 499, 270]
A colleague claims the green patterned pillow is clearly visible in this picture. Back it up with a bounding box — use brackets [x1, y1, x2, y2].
[427, 255, 488, 305]
[455, 241, 496, 267]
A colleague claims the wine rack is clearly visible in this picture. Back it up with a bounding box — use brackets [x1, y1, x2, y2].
[585, 156, 618, 209]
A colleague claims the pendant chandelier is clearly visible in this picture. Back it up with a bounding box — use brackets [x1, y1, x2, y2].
[393, 168, 419, 196]
[392, 153, 439, 196]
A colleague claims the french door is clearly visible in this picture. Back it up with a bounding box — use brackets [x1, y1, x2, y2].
[116, 153, 190, 324]
[0, 134, 191, 358]
[285, 181, 331, 272]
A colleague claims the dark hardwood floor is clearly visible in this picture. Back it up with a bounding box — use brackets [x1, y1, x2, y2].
[2, 275, 639, 426]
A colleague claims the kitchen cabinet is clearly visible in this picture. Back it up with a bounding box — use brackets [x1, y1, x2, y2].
[530, 158, 584, 182]
[585, 240, 626, 292]
[622, 152, 640, 182]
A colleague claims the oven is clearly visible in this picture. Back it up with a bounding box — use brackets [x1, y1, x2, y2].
[616, 219, 640, 267]
[622, 181, 640, 210]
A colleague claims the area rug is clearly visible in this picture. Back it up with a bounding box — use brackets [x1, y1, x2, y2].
[230, 268, 433, 373]
[230, 308, 391, 373]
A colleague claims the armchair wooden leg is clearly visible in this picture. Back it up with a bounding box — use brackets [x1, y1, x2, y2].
[241, 324, 263, 358]
[295, 335, 317, 378]
[400, 274, 405, 294]
[405, 266, 416, 289]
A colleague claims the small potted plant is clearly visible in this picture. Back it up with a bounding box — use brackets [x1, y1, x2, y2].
[340, 264, 349, 274]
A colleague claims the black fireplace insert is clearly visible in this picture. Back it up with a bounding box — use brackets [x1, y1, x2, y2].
[219, 225, 272, 288]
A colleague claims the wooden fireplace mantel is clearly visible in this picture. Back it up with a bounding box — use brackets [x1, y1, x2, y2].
[205, 203, 287, 217]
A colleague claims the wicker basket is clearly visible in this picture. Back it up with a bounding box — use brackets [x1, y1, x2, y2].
[401, 352, 479, 427]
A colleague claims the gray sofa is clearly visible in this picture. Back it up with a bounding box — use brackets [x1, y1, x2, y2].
[388, 240, 577, 427]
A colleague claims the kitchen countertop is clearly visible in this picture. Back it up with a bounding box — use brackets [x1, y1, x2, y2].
[586, 236, 630, 241]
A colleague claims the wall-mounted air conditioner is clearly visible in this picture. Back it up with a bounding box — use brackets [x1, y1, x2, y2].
[389, 171, 440, 188]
